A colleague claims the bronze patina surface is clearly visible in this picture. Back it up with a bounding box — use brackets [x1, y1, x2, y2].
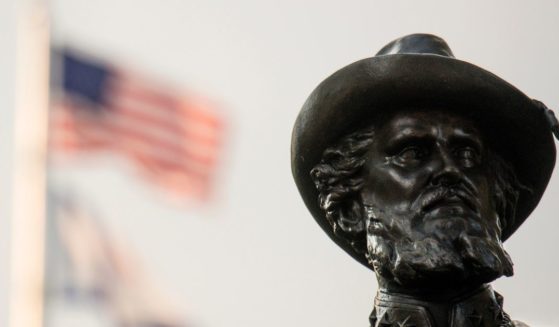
[291, 34, 558, 327]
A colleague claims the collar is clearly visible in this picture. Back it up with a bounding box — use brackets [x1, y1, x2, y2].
[370, 285, 514, 327]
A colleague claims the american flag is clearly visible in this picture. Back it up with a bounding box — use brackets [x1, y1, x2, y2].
[48, 194, 188, 326]
[49, 49, 225, 201]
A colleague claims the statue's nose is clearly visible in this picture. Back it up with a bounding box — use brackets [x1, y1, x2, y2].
[430, 149, 463, 187]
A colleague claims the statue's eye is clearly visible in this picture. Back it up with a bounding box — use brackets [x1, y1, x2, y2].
[397, 146, 427, 162]
[454, 147, 480, 167]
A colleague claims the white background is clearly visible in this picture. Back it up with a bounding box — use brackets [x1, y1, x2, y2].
[1, 1, 559, 326]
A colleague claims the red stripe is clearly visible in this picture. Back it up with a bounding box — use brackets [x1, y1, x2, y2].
[111, 104, 221, 147]
[49, 103, 113, 151]
[123, 147, 211, 180]
[134, 159, 211, 200]
[53, 121, 214, 176]
[113, 80, 223, 130]
[111, 79, 180, 114]
[112, 124, 216, 166]
[52, 101, 217, 165]
[49, 71, 224, 201]
[52, 101, 218, 168]
[107, 112, 219, 156]
[50, 139, 112, 152]
[182, 104, 223, 130]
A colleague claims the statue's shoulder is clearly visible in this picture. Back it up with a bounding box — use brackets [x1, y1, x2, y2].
[513, 321, 529, 327]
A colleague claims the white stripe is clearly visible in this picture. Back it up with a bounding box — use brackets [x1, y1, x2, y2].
[51, 103, 219, 162]
[106, 108, 220, 152]
[110, 92, 222, 138]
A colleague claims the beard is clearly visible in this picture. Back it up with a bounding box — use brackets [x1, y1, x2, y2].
[365, 205, 514, 289]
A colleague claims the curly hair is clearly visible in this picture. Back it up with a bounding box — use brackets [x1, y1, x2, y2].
[310, 127, 375, 255]
[310, 125, 527, 256]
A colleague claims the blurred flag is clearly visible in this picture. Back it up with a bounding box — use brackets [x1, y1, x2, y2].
[49, 49, 225, 202]
[46, 194, 188, 327]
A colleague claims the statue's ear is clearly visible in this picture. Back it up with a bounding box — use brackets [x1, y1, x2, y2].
[331, 196, 368, 256]
[333, 196, 366, 235]
[319, 192, 367, 253]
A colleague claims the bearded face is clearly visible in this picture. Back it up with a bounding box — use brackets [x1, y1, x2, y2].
[360, 110, 514, 288]
[364, 203, 513, 289]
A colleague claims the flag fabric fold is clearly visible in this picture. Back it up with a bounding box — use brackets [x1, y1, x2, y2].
[50, 50, 225, 201]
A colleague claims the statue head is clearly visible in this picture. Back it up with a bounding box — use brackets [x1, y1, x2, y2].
[310, 109, 524, 289]
[291, 34, 558, 289]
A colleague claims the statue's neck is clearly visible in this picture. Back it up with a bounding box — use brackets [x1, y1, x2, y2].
[376, 276, 488, 301]
[371, 281, 513, 327]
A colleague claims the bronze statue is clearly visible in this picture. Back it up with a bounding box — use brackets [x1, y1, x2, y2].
[291, 34, 559, 327]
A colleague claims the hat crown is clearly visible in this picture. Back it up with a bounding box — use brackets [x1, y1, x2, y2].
[376, 33, 455, 58]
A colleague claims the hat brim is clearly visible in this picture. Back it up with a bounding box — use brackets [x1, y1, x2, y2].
[291, 54, 556, 269]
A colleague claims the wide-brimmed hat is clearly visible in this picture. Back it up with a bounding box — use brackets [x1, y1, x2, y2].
[291, 34, 558, 268]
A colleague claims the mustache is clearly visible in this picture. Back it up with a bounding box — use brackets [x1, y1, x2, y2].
[417, 181, 480, 215]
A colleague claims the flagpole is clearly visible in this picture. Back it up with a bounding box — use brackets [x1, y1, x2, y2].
[10, 0, 50, 326]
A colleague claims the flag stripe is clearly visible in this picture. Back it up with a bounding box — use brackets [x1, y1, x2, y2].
[112, 78, 223, 129]
[111, 105, 221, 149]
[53, 98, 220, 159]
[110, 87, 222, 141]
[51, 103, 216, 176]
[49, 50, 225, 200]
